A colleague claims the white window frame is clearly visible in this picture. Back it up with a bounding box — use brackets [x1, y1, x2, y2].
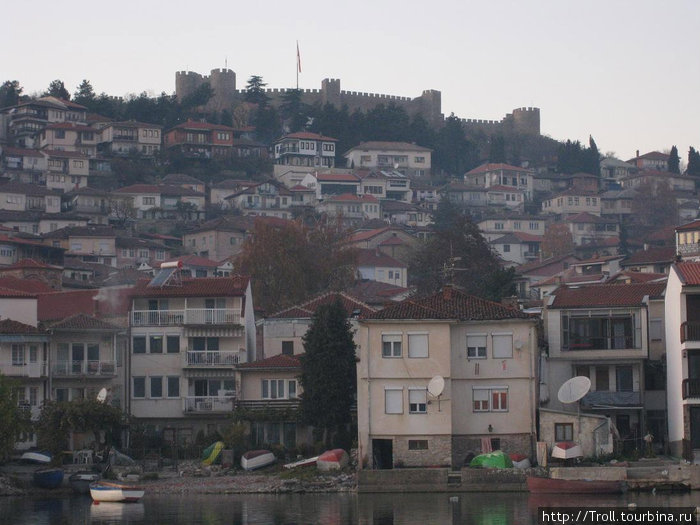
[467, 334, 487, 359]
[407, 333, 428, 358]
[385, 388, 403, 414]
[473, 386, 509, 413]
[408, 388, 427, 414]
[382, 333, 402, 358]
[492, 333, 513, 359]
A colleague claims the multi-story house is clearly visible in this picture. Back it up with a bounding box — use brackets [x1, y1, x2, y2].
[209, 180, 257, 208]
[621, 170, 695, 193]
[380, 200, 431, 228]
[272, 132, 337, 168]
[564, 212, 619, 247]
[359, 170, 416, 202]
[128, 275, 256, 440]
[600, 188, 636, 220]
[346, 226, 417, 264]
[621, 246, 675, 275]
[344, 141, 432, 178]
[357, 286, 538, 468]
[42, 225, 117, 267]
[116, 237, 172, 270]
[478, 216, 547, 242]
[317, 194, 380, 224]
[514, 254, 579, 300]
[356, 249, 408, 288]
[163, 120, 236, 159]
[464, 163, 534, 201]
[675, 219, 700, 260]
[182, 216, 254, 261]
[664, 262, 700, 460]
[411, 181, 440, 211]
[315, 172, 361, 200]
[600, 157, 637, 188]
[490, 233, 543, 266]
[224, 180, 294, 219]
[38, 122, 99, 157]
[62, 187, 114, 225]
[627, 151, 669, 171]
[542, 190, 602, 216]
[1, 147, 47, 178]
[485, 186, 526, 211]
[0, 232, 64, 267]
[438, 182, 487, 210]
[542, 282, 667, 453]
[113, 184, 205, 220]
[1, 97, 88, 148]
[97, 121, 162, 157]
[0, 182, 61, 214]
[161, 173, 205, 194]
[44, 150, 90, 189]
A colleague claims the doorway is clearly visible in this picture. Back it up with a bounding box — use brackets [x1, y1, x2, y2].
[372, 439, 393, 469]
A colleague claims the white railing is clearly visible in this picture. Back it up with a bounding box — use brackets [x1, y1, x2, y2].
[185, 351, 244, 366]
[52, 360, 116, 377]
[183, 395, 235, 413]
[0, 362, 47, 377]
[131, 309, 240, 326]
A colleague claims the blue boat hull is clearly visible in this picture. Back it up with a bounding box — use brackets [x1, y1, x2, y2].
[33, 468, 64, 489]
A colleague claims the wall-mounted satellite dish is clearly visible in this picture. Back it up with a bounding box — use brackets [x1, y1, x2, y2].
[96, 388, 108, 403]
[557, 376, 591, 404]
[427, 376, 445, 398]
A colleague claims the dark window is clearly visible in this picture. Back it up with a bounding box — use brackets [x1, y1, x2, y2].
[150, 376, 162, 398]
[166, 336, 180, 354]
[408, 440, 428, 450]
[133, 377, 145, 398]
[555, 423, 574, 441]
[596, 366, 609, 391]
[282, 341, 294, 356]
[167, 377, 179, 397]
[133, 337, 146, 354]
[150, 336, 163, 354]
[617, 366, 633, 392]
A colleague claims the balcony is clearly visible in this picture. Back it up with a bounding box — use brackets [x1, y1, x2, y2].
[0, 362, 47, 378]
[678, 243, 700, 257]
[131, 309, 241, 327]
[581, 390, 641, 407]
[564, 336, 635, 351]
[680, 321, 700, 343]
[682, 379, 700, 399]
[52, 360, 116, 377]
[185, 350, 244, 367]
[183, 395, 235, 414]
[236, 399, 300, 410]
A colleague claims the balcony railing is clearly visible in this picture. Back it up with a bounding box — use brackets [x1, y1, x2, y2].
[678, 243, 700, 256]
[682, 378, 700, 399]
[564, 336, 635, 351]
[185, 350, 244, 367]
[680, 321, 700, 343]
[0, 362, 47, 377]
[131, 309, 240, 327]
[183, 395, 235, 413]
[581, 390, 641, 407]
[52, 360, 116, 377]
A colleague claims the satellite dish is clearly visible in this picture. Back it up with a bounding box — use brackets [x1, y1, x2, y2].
[96, 388, 108, 403]
[427, 376, 445, 398]
[557, 376, 591, 404]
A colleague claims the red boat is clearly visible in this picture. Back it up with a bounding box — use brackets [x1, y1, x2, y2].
[317, 449, 349, 471]
[527, 476, 625, 494]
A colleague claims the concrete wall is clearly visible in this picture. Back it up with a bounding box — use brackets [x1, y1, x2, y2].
[539, 409, 613, 457]
[664, 267, 685, 454]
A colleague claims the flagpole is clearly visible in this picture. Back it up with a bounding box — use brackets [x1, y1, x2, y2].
[296, 41, 299, 89]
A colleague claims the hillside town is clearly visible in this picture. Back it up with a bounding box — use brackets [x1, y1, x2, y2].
[0, 73, 699, 480]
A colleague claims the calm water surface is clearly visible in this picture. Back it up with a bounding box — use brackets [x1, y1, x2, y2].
[0, 492, 697, 525]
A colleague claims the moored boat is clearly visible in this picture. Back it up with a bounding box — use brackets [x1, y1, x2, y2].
[283, 455, 319, 469]
[241, 450, 276, 471]
[527, 475, 625, 494]
[551, 441, 583, 460]
[33, 468, 64, 489]
[69, 471, 101, 494]
[201, 441, 224, 466]
[21, 451, 51, 464]
[90, 481, 145, 502]
[317, 449, 349, 471]
[469, 450, 513, 468]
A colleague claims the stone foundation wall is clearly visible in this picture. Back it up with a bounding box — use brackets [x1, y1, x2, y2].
[452, 434, 533, 467]
[391, 435, 452, 468]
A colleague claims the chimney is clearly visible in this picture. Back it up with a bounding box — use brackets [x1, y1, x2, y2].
[501, 296, 518, 309]
[636, 150, 639, 159]
[443, 285, 453, 300]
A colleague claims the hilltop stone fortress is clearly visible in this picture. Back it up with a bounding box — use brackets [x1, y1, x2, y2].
[175, 68, 540, 136]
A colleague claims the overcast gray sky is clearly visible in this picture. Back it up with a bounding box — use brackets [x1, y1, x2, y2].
[3, 0, 699, 162]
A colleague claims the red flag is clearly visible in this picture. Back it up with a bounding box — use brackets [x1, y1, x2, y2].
[297, 41, 302, 73]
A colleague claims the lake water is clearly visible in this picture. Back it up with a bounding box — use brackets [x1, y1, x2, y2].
[0, 492, 697, 525]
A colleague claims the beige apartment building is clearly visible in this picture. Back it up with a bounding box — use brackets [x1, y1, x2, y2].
[357, 286, 538, 469]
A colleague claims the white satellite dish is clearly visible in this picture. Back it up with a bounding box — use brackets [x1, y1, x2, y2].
[427, 376, 445, 398]
[96, 388, 108, 403]
[557, 376, 591, 404]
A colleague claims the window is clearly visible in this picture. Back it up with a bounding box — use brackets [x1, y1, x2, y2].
[149, 335, 163, 354]
[282, 341, 294, 356]
[503, 244, 510, 253]
[492, 334, 513, 358]
[385, 388, 403, 414]
[495, 222, 504, 230]
[467, 335, 487, 359]
[562, 313, 638, 350]
[150, 376, 163, 398]
[555, 423, 574, 442]
[167, 376, 179, 398]
[132, 336, 146, 354]
[133, 377, 146, 398]
[262, 379, 285, 399]
[649, 319, 663, 341]
[408, 334, 428, 358]
[616, 366, 633, 392]
[473, 387, 508, 412]
[288, 380, 297, 399]
[409, 389, 427, 413]
[166, 335, 180, 354]
[29, 387, 38, 406]
[143, 196, 156, 205]
[414, 156, 425, 164]
[11, 344, 24, 365]
[408, 440, 428, 450]
[382, 334, 402, 358]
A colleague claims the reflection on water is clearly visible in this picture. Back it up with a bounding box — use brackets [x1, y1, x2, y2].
[0, 491, 696, 525]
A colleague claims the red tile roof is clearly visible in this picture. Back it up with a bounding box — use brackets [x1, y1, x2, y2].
[316, 173, 360, 183]
[281, 132, 337, 142]
[0, 319, 44, 334]
[162, 254, 221, 268]
[37, 287, 133, 321]
[345, 141, 432, 153]
[488, 185, 525, 193]
[238, 353, 301, 369]
[676, 219, 700, 232]
[2, 147, 44, 158]
[43, 149, 88, 159]
[268, 291, 375, 319]
[327, 193, 378, 203]
[347, 227, 392, 243]
[3, 258, 61, 271]
[365, 286, 532, 321]
[114, 184, 204, 197]
[0, 286, 37, 298]
[130, 276, 249, 298]
[0, 277, 54, 294]
[379, 236, 406, 246]
[47, 313, 121, 331]
[674, 262, 700, 285]
[168, 120, 236, 132]
[548, 283, 666, 308]
[466, 163, 531, 175]
[45, 122, 98, 132]
[622, 246, 676, 266]
[610, 271, 668, 284]
[356, 249, 405, 268]
[566, 212, 611, 224]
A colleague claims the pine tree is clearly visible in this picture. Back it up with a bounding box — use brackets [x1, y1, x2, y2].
[299, 299, 357, 447]
[587, 135, 601, 176]
[73, 79, 95, 106]
[44, 79, 70, 100]
[688, 147, 700, 176]
[0, 80, 22, 108]
[668, 146, 680, 174]
[244, 75, 269, 107]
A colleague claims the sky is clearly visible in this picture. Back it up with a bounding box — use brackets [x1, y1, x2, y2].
[2, 0, 699, 162]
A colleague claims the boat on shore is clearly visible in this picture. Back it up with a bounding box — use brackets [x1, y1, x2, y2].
[527, 475, 626, 494]
[33, 468, 64, 489]
[21, 451, 51, 464]
[317, 449, 349, 471]
[551, 442, 583, 460]
[241, 450, 276, 471]
[89, 481, 145, 502]
[69, 471, 101, 494]
[283, 455, 319, 469]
